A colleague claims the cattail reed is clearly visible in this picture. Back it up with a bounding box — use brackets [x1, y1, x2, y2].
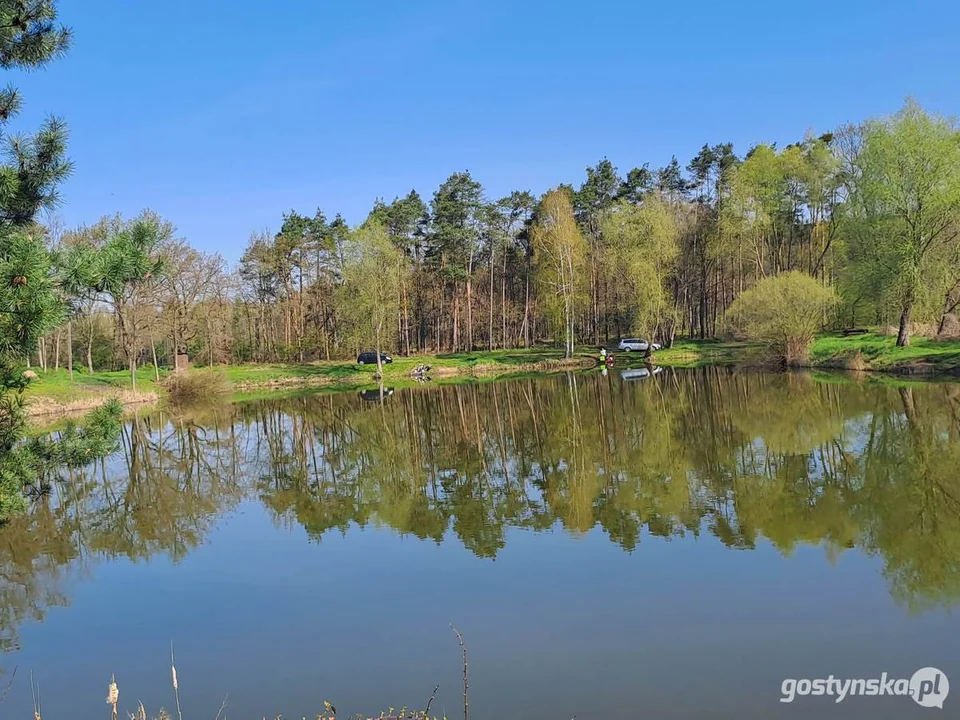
[106, 674, 119, 720]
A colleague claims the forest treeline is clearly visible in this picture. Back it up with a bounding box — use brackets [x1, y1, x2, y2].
[30, 99, 960, 375]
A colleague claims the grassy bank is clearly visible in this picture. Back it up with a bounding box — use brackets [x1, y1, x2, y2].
[22, 367, 161, 418]
[22, 348, 596, 417]
[656, 331, 960, 375]
[24, 333, 960, 419]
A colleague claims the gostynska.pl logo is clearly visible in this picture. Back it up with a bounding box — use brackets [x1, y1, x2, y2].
[780, 667, 948, 709]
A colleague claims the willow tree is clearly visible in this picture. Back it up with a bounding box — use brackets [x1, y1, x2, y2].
[339, 221, 404, 378]
[532, 189, 587, 357]
[726, 271, 837, 366]
[601, 196, 680, 342]
[845, 101, 960, 346]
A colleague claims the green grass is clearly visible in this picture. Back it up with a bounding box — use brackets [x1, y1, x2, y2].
[24, 334, 960, 412]
[809, 332, 960, 371]
[654, 331, 960, 376]
[221, 348, 594, 386]
[23, 348, 596, 409]
[24, 366, 163, 401]
[655, 338, 765, 368]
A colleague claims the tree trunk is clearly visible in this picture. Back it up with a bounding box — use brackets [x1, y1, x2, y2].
[897, 301, 914, 347]
[698, 259, 707, 339]
[402, 281, 410, 356]
[564, 248, 575, 359]
[501, 241, 508, 350]
[591, 253, 599, 344]
[375, 319, 384, 379]
[466, 269, 473, 351]
[453, 291, 460, 352]
[298, 267, 305, 363]
[67, 319, 74, 380]
[208, 316, 214, 365]
[87, 329, 94, 373]
[488, 252, 495, 351]
[522, 259, 531, 348]
[937, 281, 960, 335]
[151, 339, 160, 382]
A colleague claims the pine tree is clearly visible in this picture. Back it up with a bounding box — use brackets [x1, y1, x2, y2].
[0, 1, 121, 521]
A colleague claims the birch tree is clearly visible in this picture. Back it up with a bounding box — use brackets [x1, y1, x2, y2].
[532, 189, 587, 358]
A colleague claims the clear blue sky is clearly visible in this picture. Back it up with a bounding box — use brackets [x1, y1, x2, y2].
[12, 0, 960, 261]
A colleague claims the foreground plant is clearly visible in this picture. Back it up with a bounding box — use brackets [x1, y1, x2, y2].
[0, 1, 128, 520]
[86, 630, 466, 720]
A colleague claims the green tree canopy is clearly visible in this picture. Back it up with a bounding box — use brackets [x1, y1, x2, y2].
[844, 100, 960, 345]
[0, 1, 122, 521]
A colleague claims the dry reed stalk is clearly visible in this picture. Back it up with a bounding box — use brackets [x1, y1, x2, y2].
[214, 693, 229, 720]
[0, 665, 16, 705]
[170, 643, 183, 720]
[25, 391, 159, 419]
[106, 674, 119, 720]
[31, 670, 41, 720]
[423, 684, 440, 717]
[450, 624, 469, 720]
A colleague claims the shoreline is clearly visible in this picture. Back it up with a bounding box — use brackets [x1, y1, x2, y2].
[23, 332, 960, 423]
[654, 332, 960, 377]
[23, 352, 597, 423]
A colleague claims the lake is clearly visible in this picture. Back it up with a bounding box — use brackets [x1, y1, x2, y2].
[1, 367, 958, 718]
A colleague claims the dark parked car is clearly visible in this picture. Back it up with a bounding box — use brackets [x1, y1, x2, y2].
[357, 351, 392, 365]
[359, 388, 395, 402]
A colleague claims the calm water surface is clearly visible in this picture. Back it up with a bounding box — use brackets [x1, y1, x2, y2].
[1, 368, 958, 718]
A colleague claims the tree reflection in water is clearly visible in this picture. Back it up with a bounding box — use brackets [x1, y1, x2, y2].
[2, 368, 959, 668]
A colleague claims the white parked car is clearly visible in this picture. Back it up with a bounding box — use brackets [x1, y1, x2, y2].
[617, 338, 661, 352]
[620, 366, 663, 381]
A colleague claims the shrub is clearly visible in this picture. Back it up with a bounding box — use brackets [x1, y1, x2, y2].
[161, 369, 231, 403]
[726, 271, 838, 366]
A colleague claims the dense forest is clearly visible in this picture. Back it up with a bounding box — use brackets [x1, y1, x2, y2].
[31, 99, 960, 374]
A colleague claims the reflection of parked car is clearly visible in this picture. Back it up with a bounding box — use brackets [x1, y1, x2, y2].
[620, 366, 663, 381]
[357, 351, 392, 364]
[617, 338, 661, 352]
[359, 388, 394, 402]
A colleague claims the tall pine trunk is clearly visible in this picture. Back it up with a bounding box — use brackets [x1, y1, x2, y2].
[501, 242, 508, 349]
[522, 255, 532, 348]
[466, 258, 474, 351]
[488, 252, 495, 351]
